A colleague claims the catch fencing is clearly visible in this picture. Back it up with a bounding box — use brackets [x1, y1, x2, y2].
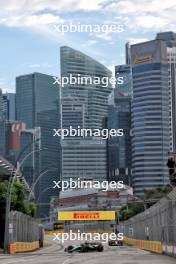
[120, 188, 176, 257]
[8, 211, 44, 253]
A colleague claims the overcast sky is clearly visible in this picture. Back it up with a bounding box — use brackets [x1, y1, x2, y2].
[0, 0, 176, 92]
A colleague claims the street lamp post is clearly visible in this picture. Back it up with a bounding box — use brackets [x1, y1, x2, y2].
[27, 168, 58, 201]
[36, 186, 54, 203]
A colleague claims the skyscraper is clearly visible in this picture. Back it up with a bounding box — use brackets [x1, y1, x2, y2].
[108, 95, 131, 185]
[0, 89, 3, 119]
[115, 65, 132, 96]
[61, 97, 84, 129]
[107, 60, 132, 186]
[131, 38, 170, 195]
[62, 138, 107, 181]
[60, 46, 111, 181]
[2, 93, 15, 121]
[0, 89, 6, 156]
[60, 46, 112, 129]
[2, 94, 8, 120]
[16, 72, 60, 217]
[156, 32, 176, 152]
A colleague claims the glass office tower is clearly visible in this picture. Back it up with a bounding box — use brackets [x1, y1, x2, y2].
[2, 93, 15, 121]
[0, 89, 6, 156]
[115, 65, 132, 96]
[0, 88, 3, 119]
[156, 32, 176, 152]
[60, 47, 111, 181]
[108, 96, 131, 185]
[16, 72, 60, 217]
[62, 138, 107, 181]
[61, 97, 85, 129]
[131, 39, 170, 195]
[60, 46, 112, 129]
[107, 63, 132, 186]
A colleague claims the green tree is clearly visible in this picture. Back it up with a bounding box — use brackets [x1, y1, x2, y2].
[143, 186, 172, 200]
[120, 203, 144, 221]
[119, 186, 172, 221]
[0, 179, 36, 218]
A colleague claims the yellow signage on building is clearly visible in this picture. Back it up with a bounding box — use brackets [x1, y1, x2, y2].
[134, 55, 153, 64]
[58, 211, 116, 221]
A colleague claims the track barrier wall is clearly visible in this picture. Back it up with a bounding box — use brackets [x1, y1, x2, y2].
[124, 237, 162, 254]
[8, 211, 44, 254]
[120, 188, 176, 257]
[8, 241, 39, 254]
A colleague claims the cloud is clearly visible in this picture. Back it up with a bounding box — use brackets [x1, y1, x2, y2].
[88, 39, 98, 45]
[28, 63, 53, 68]
[0, 78, 14, 92]
[90, 31, 113, 41]
[0, 13, 63, 28]
[1, 0, 176, 34]
[0, 1, 107, 42]
[105, 0, 176, 32]
[127, 38, 149, 44]
[81, 39, 99, 48]
[0, 0, 105, 14]
[134, 16, 169, 30]
[106, 0, 176, 14]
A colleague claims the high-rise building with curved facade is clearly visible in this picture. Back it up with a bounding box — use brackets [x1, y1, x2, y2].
[60, 46, 112, 129]
[60, 46, 112, 181]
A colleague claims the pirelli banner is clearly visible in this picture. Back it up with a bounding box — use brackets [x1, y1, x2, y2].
[58, 211, 116, 221]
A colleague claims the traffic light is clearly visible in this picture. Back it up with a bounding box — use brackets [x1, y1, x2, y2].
[170, 174, 176, 186]
[167, 157, 176, 186]
[167, 158, 175, 176]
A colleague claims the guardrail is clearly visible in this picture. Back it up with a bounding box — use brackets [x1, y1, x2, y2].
[45, 230, 64, 235]
[120, 188, 176, 258]
[8, 241, 39, 254]
[124, 237, 162, 254]
[7, 211, 44, 254]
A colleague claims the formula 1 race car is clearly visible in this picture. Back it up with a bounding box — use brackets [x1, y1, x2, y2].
[65, 242, 104, 253]
[108, 239, 123, 246]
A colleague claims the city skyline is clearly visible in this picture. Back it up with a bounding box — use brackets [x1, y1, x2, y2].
[1, 1, 176, 262]
[1, 0, 176, 91]
[1, 37, 174, 196]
